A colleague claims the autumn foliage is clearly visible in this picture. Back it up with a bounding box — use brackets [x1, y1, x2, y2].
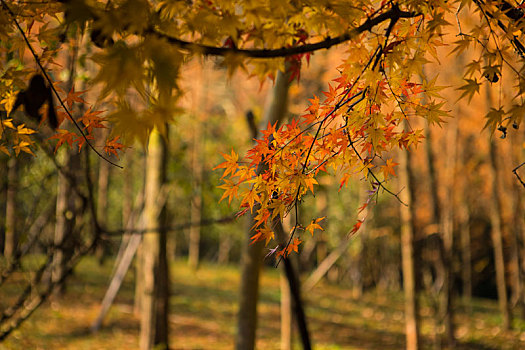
[1, 0, 525, 257]
[216, 16, 448, 257]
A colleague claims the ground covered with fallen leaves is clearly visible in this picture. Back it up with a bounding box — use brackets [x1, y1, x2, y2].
[1, 257, 525, 349]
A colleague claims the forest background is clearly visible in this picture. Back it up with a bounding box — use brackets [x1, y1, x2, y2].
[0, 1, 525, 349]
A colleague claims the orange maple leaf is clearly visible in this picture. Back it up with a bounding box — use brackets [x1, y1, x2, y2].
[77, 107, 106, 134]
[48, 129, 77, 153]
[286, 237, 302, 255]
[64, 87, 87, 110]
[349, 220, 363, 236]
[380, 158, 399, 180]
[104, 136, 125, 158]
[214, 149, 239, 178]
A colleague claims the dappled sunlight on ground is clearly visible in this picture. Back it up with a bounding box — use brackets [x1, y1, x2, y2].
[2, 257, 525, 349]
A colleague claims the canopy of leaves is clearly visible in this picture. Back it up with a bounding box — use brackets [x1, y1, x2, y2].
[1, 0, 525, 256]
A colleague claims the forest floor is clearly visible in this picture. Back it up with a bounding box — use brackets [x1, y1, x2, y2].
[1, 257, 525, 349]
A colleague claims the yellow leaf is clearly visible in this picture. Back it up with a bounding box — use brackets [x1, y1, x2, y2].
[305, 216, 325, 236]
[0, 144, 9, 155]
[17, 124, 36, 135]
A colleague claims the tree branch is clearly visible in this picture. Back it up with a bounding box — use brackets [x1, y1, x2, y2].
[148, 7, 419, 58]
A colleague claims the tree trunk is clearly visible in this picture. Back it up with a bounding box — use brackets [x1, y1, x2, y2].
[188, 60, 208, 270]
[399, 141, 420, 350]
[280, 268, 293, 350]
[236, 221, 265, 350]
[457, 129, 472, 312]
[52, 44, 82, 295]
[485, 83, 512, 330]
[488, 138, 512, 330]
[441, 113, 457, 347]
[96, 129, 111, 265]
[140, 128, 170, 350]
[511, 129, 525, 319]
[303, 238, 353, 293]
[236, 68, 291, 350]
[425, 120, 456, 346]
[188, 121, 203, 270]
[53, 151, 81, 295]
[4, 157, 18, 260]
[134, 154, 146, 316]
[459, 200, 472, 310]
[217, 235, 231, 265]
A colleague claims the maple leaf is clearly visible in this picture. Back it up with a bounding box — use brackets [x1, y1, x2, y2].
[74, 133, 94, 152]
[16, 124, 36, 135]
[349, 219, 363, 235]
[339, 172, 351, 190]
[104, 136, 125, 158]
[0, 144, 9, 156]
[214, 149, 239, 178]
[380, 158, 399, 180]
[457, 78, 481, 102]
[77, 107, 106, 134]
[358, 202, 368, 214]
[240, 188, 260, 212]
[286, 237, 302, 255]
[252, 209, 271, 230]
[0, 88, 17, 115]
[14, 140, 35, 156]
[305, 216, 325, 236]
[2, 119, 15, 130]
[483, 107, 505, 134]
[218, 179, 240, 204]
[64, 87, 86, 110]
[48, 129, 77, 153]
[250, 226, 274, 246]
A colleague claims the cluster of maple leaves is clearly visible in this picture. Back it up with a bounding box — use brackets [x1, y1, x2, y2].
[1, 0, 525, 258]
[0, 76, 125, 158]
[0, 1, 125, 159]
[216, 31, 448, 258]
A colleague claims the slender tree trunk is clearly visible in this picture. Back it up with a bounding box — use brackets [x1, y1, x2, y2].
[236, 219, 265, 350]
[353, 183, 371, 298]
[303, 238, 353, 292]
[122, 153, 134, 231]
[399, 141, 420, 350]
[0, 157, 6, 255]
[280, 267, 293, 350]
[4, 157, 18, 260]
[140, 128, 170, 350]
[457, 129, 473, 312]
[53, 151, 81, 295]
[52, 42, 81, 295]
[488, 138, 512, 330]
[425, 118, 455, 347]
[508, 174, 523, 314]
[188, 61, 208, 270]
[441, 114, 457, 347]
[272, 217, 311, 350]
[459, 200, 472, 309]
[236, 68, 291, 350]
[188, 121, 203, 270]
[135, 154, 146, 316]
[96, 137, 111, 264]
[485, 84, 512, 330]
[135, 241, 144, 316]
[217, 235, 231, 265]
[511, 129, 525, 319]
